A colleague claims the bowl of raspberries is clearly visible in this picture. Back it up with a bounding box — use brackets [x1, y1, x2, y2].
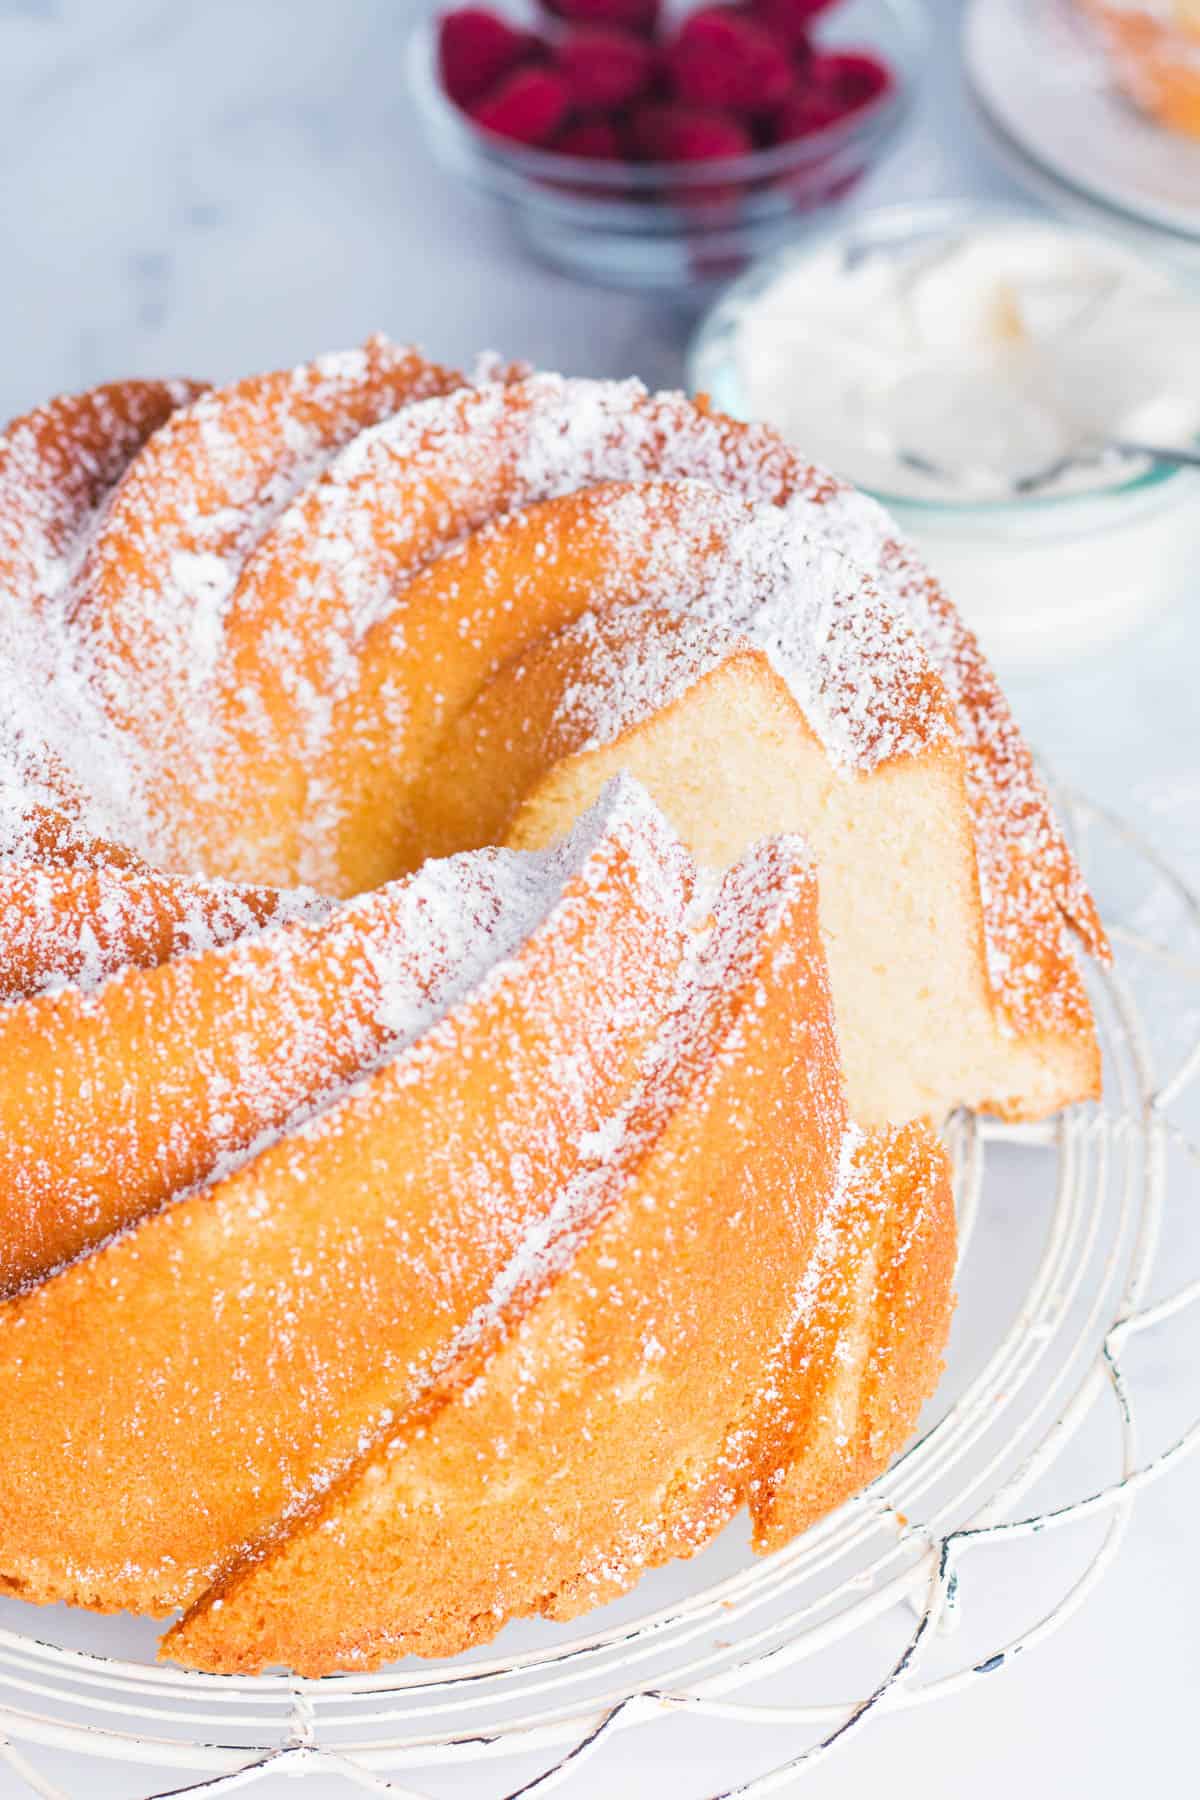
[411, 0, 927, 290]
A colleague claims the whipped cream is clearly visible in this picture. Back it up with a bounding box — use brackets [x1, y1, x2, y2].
[733, 218, 1200, 502]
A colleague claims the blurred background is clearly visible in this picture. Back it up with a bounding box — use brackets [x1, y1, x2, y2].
[0, 0, 1197, 1795]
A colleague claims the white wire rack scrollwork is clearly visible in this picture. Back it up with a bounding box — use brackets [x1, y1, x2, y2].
[0, 789, 1197, 1798]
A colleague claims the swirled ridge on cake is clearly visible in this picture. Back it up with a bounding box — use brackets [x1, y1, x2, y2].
[0, 338, 1104, 1672]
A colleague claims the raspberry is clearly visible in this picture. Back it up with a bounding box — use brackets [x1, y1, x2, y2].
[750, 0, 836, 52]
[630, 102, 751, 162]
[554, 118, 625, 159]
[438, 8, 542, 109]
[556, 26, 657, 110]
[809, 49, 894, 113]
[665, 7, 794, 115]
[540, 0, 660, 32]
[469, 66, 572, 145]
[770, 84, 843, 140]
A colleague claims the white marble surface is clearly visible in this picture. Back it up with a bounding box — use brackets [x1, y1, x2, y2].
[0, 1, 1197, 1795]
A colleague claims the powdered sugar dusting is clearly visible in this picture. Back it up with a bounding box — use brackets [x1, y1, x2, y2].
[0, 775, 695, 1611]
[0, 347, 1010, 1671]
[0, 338, 456, 868]
[129, 365, 1099, 1040]
[589, 482, 948, 771]
[0, 352, 1098, 1045]
[457, 829, 829, 1343]
[0, 864, 330, 1001]
[0, 347, 1101, 1249]
[513, 607, 747, 757]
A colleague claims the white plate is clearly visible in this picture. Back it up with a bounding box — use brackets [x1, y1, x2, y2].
[963, 0, 1200, 241]
[969, 94, 1200, 279]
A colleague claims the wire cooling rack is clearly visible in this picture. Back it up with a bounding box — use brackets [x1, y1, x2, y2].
[0, 790, 1197, 1798]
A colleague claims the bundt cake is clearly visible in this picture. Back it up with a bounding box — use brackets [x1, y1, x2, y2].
[0, 340, 1103, 1674]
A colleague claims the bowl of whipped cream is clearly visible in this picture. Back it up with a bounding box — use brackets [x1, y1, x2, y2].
[689, 201, 1200, 667]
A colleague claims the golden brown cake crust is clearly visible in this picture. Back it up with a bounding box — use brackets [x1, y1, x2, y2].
[0, 345, 1101, 1673]
[0, 789, 690, 1616]
[164, 845, 952, 1679]
[0, 361, 1102, 1060]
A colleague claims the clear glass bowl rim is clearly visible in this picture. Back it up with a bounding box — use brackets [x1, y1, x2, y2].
[688, 196, 1199, 518]
[406, 0, 929, 212]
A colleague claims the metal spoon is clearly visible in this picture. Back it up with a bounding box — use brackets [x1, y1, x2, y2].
[1013, 440, 1200, 496]
[896, 438, 1200, 497]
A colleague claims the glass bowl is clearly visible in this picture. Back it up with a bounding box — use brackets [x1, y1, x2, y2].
[688, 199, 1200, 668]
[406, 0, 928, 294]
